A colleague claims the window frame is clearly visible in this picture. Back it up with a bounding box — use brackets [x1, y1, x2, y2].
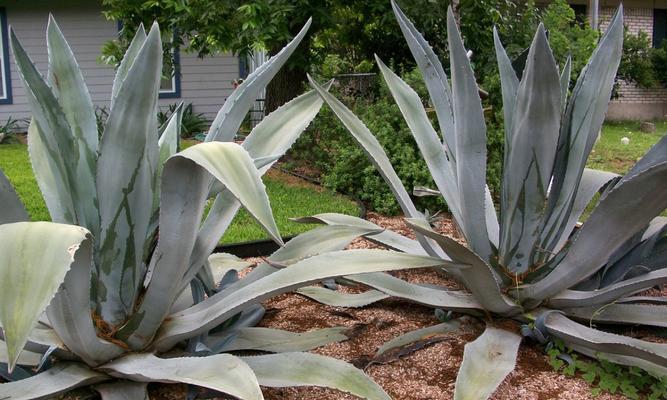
[0, 7, 13, 105]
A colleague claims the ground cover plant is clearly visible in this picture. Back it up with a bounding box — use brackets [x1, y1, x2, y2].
[0, 17, 451, 400]
[299, 3, 667, 399]
[0, 143, 358, 243]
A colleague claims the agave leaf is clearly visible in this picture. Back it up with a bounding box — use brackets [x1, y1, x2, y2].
[621, 135, 667, 183]
[101, 353, 263, 400]
[446, 7, 492, 262]
[297, 286, 389, 308]
[46, 17, 99, 238]
[215, 327, 350, 353]
[498, 24, 561, 273]
[26, 119, 77, 224]
[617, 296, 667, 305]
[308, 76, 443, 258]
[121, 142, 277, 348]
[0, 362, 108, 400]
[45, 234, 125, 366]
[542, 7, 623, 253]
[560, 56, 572, 114]
[376, 56, 461, 224]
[391, 0, 456, 157]
[543, 312, 667, 367]
[154, 102, 183, 208]
[206, 19, 311, 142]
[269, 225, 381, 265]
[521, 162, 667, 302]
[376, 318, 473, 357]
[0, 324, 74, 361]
[349, 272, 483, 313]
[0, 340, 42, 367]
[563, 304, 667, 328]
[293, 213, 427, 255]
[0, 222, 90, 372]
[405, 219, 521, 315]
[95, 22, 162, 324]
[111, 24, 147, 107]
[179, 143, 281, 243]
[0, 169, 28, 224]
[11, 30, 92, 229]
[454, 327, 522, 400]
[548, 268, 667, 309]
[493, 27, 519, 147]
[243, 352, 390, 400]
[549, 168, 620, 254]
[567, 342, 667, 379]
[94, 381, 149, 400]
[154, 250, 452, 351]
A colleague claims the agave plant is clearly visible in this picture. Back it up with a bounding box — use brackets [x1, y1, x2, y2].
[300, 2, 667, 399]
[0, 16, 457, 400]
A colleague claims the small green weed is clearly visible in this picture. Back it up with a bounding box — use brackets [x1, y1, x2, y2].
[547, 340, 667, 399]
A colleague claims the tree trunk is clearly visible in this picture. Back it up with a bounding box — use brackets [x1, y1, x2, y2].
[264, 62, 308, 115]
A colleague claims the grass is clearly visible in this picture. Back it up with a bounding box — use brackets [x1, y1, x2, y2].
[587, 121, 666, 174]
[0, 141, 359, 244]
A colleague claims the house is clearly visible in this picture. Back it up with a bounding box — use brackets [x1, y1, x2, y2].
[0, 0, 241, 126]
[567, 0, 667, 120]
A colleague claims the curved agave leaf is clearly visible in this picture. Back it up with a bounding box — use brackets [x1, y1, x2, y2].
[153, 250, 452, 351]
[101, 353, 263, 400]
[376, 56, 462, 225]
[0, 222, 89, 372]
[375, 318, 473, 357]
[94, 381, 148, 400]
[46, 16, 99, 238]
[567, 342, 667, 379]
[293, 213, 427, 255]
[0, 323, 74, 361]
[206, 19, 312, 142]
[215, 327, 350, 353]
[45, 234, 125, 366]
[243, 352, 390, 400]
[307, 77, 443, 258]
[562, 304, 667, 328]
[617, 296, 667, 305]
[498, 24, 561, 273]
[548, 168, 620, 255]
[268, 225, 381, 265]
[454, 327, 522, 400]
[543, 312, 667, 368]
[0, 169, 28, 224]
[521, 162, 667, 302]
[120, 142, 277, 348]
[95, 22, 162, 324]
[153, 101, 183, 217]
[111, 24, 147, 107]
[297, 286, 389, 308]
[391, 0, 456, 157]
[0, 362, 108, 400]
[446, 7, 492, 262]
[405, 219, 521, 315]
[348, 272, 483, 313]
[548, 268, 667, 309]
[542, 7, 623, 254]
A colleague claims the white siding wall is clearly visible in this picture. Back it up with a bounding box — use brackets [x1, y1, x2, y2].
[0, 0, 238, 127]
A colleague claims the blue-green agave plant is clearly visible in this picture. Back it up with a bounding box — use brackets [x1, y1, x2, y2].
[301, 3, 667, 399]
[0, 16, 454, 400]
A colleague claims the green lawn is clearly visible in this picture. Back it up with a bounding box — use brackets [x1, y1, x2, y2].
[0, 142, 359, 244]
[587, 121, 666, 174]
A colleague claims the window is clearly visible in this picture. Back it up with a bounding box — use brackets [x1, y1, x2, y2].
[654, 9, 667, 48]
[0, 8, 12, 104]
[159, 46, 181, 99]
